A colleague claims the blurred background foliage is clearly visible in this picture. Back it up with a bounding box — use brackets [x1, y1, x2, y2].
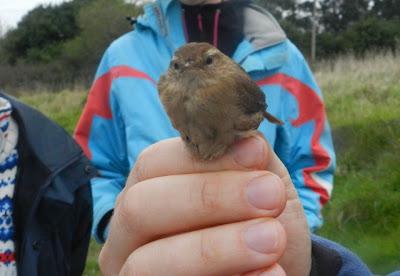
[0, 0, 142, 91]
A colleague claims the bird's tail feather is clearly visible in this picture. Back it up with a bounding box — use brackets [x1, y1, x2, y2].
[263, 111, 284, 125]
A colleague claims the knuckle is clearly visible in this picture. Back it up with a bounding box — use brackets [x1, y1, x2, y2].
[121, 254, 148, 276]
[274, 220, 287, 256]
[114, 188, 126, 209]
[132, 150, 150, 183]
[98, 245, 118, 276]
[133, 141, 163, 182]
[199, 176, 221, 212]
[198, 231, 217, 265]
[114, 186, 144, 236]
[98, 248, 107, 274]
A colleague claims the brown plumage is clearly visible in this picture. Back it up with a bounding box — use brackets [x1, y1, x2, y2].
[158, 42, 283, 160]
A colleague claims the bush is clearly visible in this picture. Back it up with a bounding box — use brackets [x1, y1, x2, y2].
[0, 0, 142, 93]
[0, 2, 79, 64]
[343, 17, 400, 55]
[62, 0, 142, 71]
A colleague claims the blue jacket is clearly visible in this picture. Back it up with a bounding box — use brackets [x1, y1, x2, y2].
[75, 0, 336, 242]
[1, 92, 95, 276]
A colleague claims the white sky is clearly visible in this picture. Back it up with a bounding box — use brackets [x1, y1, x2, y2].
[0, 0, 71, 31]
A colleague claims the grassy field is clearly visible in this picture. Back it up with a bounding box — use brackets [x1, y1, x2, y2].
[16, 52, 400, 275]
[315, 52, 400, 274]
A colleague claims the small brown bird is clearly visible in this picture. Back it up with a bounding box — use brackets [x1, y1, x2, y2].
[158, 42, 283, 160]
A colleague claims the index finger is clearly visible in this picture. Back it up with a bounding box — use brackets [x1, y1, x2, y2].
[128, 135, 273, 188]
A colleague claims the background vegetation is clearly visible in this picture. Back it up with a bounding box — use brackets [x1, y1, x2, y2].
[1, 0, 399, 275]
[0, 0, 142, 92]
[315, 53, 400, 274]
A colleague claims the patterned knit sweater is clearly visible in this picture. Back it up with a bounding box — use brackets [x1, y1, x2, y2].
[0, 98, 18, 276]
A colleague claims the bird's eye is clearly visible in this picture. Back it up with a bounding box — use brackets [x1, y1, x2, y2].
[206, 56, 213, 65]
[173, 62, 180, 70]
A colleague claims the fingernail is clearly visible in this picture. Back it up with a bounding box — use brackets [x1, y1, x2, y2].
[246, 174, 283, 210]
[233, 137, 264, 168]
[244, 221, 279, 254]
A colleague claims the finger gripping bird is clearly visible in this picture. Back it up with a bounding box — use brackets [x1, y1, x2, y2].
[158, 42, 283, 160]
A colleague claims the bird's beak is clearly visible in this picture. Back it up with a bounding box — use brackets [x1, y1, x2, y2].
[184, 59, 194, 68]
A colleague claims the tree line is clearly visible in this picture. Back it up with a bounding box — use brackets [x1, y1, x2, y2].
[256, 0, 400, 57]
[0, 0, 141, 91]
[0, 0, 399, 92]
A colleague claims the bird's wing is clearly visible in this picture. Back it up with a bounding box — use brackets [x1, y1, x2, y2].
[235, 71, 267, 115]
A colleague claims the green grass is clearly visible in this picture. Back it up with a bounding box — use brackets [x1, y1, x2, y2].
[83, 241, 103, 276]
[316, 52, 400, 274]
[14, 52, 400, 275]
[18, 89, 87, 134]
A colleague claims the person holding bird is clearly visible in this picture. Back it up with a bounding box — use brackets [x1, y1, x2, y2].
[72, 0, 375, 275]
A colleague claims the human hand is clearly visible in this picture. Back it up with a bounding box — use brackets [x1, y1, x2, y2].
[99, 136, 310, 275]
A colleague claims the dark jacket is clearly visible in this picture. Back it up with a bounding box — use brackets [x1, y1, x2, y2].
[1, 92, 95, 276]
[310, 235, 372, 276]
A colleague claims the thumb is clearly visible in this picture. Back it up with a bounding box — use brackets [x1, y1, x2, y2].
[256, 134, 299, 201]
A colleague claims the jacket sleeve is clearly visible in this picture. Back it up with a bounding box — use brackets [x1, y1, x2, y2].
[310, 234, 372, 276]
[74, 49, 130, 243]
[271, 42, 336, 230]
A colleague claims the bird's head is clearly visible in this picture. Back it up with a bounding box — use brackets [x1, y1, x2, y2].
[167, 42, 229, 80]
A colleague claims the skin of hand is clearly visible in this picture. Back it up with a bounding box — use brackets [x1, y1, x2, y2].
[98, 136, 311, 276]
[158, 43, 282, 161]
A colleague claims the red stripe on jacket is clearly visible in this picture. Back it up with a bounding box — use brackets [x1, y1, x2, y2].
[257, 73, 331, 205]
[74, 66, 155, 159]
